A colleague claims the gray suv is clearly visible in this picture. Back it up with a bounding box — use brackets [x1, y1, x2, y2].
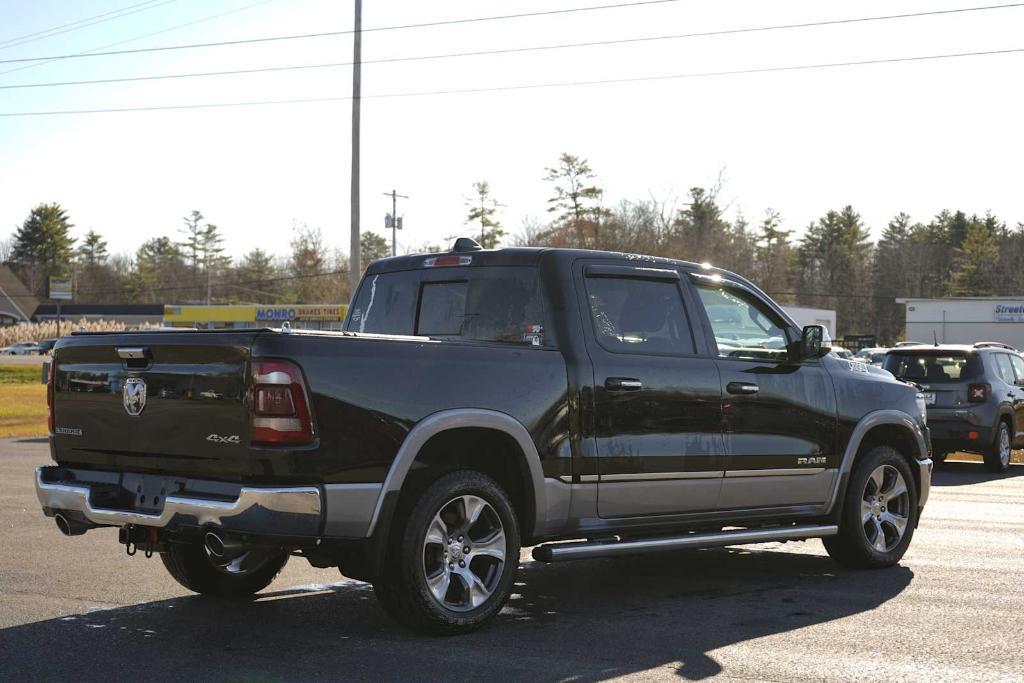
[883, 343, 1024, 472]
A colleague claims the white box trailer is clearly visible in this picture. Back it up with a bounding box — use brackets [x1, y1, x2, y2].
[783, 305, 836, 338]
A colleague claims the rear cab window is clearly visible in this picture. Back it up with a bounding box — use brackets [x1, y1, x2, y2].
[882, 352, 982, 383]
[346, 266, 549, 346]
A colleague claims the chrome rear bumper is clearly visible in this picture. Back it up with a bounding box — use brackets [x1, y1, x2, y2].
[35, 468, 322, 537]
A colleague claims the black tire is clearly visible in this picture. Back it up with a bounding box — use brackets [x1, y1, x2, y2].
[372, 470, 520, 635]
[982, 420, 1012, 473]
[824, 445, 918, 569]
[932, 452, 947, 465]
[161, 539, 289, 597]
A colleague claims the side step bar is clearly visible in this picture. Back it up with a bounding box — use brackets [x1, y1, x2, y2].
[531, 524, 839, 563]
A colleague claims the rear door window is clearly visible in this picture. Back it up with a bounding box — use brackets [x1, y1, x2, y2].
[584, 276, 696, 355]
[346, 267, 548, 345]
[993, 354, 1017, 384]
[1009, 355, 1024, 384]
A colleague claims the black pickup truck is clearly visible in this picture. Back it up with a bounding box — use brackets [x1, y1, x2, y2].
[37, 239, 932, 633]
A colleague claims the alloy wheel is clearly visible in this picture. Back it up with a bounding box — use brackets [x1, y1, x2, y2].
[421, 494, 507, 612]
[861, 465, 910, 553]
[999, 424, 1011, 468]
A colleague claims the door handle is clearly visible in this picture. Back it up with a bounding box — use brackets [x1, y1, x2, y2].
[727, 381, 759, 395]
[605, 377, 643, 392]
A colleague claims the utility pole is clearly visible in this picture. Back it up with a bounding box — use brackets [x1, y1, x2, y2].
[348, 0, 362, 294]
[383, 189, 408, 256]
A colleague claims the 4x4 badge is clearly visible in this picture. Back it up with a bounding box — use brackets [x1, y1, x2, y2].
[122, 378, 147, 416]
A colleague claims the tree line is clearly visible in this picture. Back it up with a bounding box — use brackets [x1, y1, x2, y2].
[5, 152, 1022, 341]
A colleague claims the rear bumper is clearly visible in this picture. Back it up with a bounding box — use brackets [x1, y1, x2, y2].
[927, 419, 993, 454]
[35, 467, 322, 537]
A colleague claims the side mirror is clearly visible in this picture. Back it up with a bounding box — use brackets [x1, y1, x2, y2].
[800, 325, 832, 359]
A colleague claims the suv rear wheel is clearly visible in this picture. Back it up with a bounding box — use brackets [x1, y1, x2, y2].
[982, 421, 1012, 473]
[824, 445, 917, 569]
[373, 470, 520, 634]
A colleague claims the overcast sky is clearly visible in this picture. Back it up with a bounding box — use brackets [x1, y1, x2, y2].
[1, 0, 1022, 259]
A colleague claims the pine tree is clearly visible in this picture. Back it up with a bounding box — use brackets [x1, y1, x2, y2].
[465, 181, 506, 248]
[77, 230, 108, 266]
[10, 203, 76, 294]
[543, 154, 603, 247]
[179, 210, 204, 275]
[360, 231, 390, 263]
[951, 221, 999, 295]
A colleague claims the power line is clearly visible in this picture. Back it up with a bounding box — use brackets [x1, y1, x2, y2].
[0, 0, 685, 65]
[0, 0, 277, 78]
[2, 46, 1022, 117]
[0, 0, 178, 52]
[3, 2, 1022, 90]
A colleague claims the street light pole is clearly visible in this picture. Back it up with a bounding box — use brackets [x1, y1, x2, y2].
[348, 0, 362, 295]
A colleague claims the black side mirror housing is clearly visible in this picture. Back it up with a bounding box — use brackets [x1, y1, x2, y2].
[800, 325, 832, 359]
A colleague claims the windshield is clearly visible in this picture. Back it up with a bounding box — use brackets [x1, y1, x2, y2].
[345, 266, 548, 345]
[882, 352, 982, 383]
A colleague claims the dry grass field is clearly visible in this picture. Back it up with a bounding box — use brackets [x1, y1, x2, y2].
[0, 383, 47, 438]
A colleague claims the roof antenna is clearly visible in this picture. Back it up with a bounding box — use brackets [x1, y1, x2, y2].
[933, 330, 938, 347]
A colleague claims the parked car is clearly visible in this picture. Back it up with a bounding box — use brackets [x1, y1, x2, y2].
[882, 342, 1023, 472]
[37, 240, 933, 634]
[855, 346, 891, 366]
[830, 346, 854, 360]
[0, 341, 42, 355]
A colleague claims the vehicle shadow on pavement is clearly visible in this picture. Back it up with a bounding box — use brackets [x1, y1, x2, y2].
[932, 461, 1024, 486]
[0, 546, 912, 682]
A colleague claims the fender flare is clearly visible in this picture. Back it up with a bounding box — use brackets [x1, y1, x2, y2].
[825, 409, 928, 514]
[364, 409, 551, 538]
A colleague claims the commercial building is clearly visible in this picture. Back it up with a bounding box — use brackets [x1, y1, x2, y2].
[782, 305, 837, 337]
[897, 297, 1024, 349]
[163, 304, 348, 330]
[0, 265, 37, 325]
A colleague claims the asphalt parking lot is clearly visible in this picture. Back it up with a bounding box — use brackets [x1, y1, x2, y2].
[2, 438, 1022, 682]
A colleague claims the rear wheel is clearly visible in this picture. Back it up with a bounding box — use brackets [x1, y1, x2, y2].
[931, 452, 947, 465]
[161, 539, 288, 597]
[982, 421, 1012, 473]
[824, 445, 917, 569]
[372, 470, 520, 635]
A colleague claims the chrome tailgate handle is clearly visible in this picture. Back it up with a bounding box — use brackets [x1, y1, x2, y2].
[117, 347, 148, 360]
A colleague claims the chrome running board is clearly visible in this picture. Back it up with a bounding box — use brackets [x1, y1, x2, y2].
[531, 524, 839, 563]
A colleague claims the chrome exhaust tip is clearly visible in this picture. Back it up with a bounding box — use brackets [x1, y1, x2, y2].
[54, 513, 89, 536]
[204, 531, 244, 559]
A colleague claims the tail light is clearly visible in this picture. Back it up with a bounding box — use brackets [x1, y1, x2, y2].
[250, 359, 315, 445]
[47, 359, 56, 434]
[967, 384, 989, 403]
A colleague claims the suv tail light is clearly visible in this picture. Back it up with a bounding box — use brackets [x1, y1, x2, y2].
[967, 383, 989, 403]
[250, 359, 315, 445]
[46, 359, 56, 434]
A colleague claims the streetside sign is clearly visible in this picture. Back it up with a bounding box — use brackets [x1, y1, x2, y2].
[48, 276, 73, 301]
[994, 303, 1024, 322]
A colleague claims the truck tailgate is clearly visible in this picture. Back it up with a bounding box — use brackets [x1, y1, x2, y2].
[51, 331, 259, 480]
